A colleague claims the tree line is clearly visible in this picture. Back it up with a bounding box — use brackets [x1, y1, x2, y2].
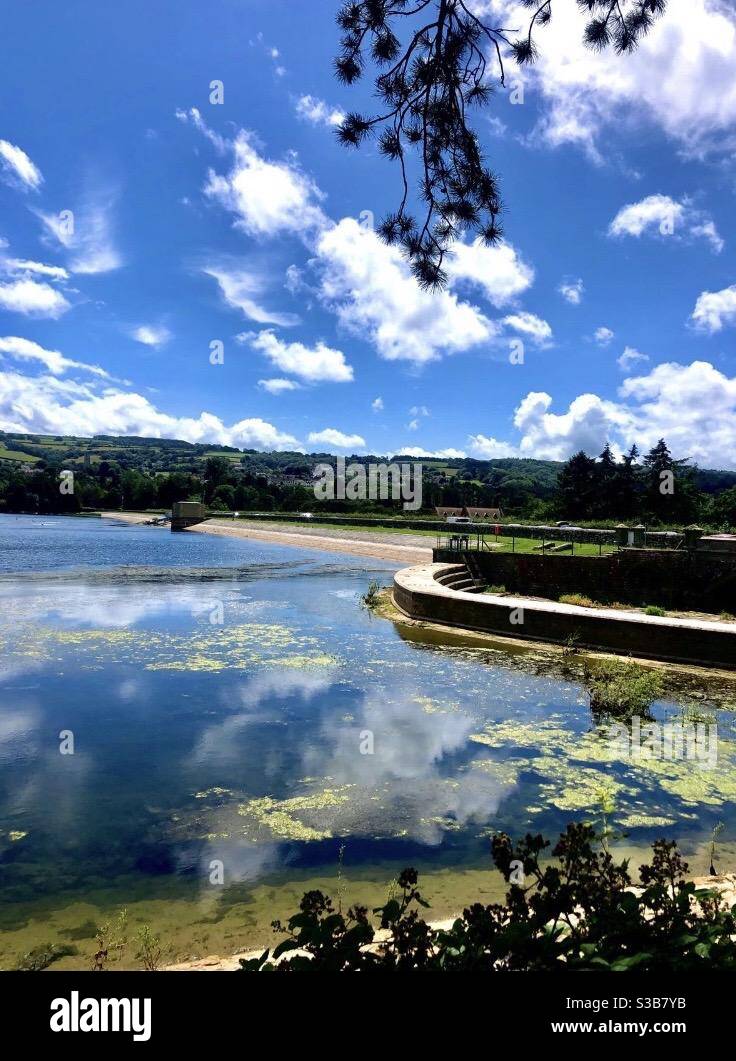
[1, 440, 735, 528]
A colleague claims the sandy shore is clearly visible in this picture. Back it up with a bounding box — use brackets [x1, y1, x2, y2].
[188, 518, 433, 565]
[99, 511, 162, 525]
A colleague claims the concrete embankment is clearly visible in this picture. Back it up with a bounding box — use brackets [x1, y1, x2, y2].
[394, 563, 736, 670]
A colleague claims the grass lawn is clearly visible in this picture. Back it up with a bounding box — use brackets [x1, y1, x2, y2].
[232, 517, 616, 556]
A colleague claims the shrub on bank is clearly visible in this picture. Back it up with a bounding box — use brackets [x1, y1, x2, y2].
[585, 660, 664, 718]
[239, 824, 736, 972]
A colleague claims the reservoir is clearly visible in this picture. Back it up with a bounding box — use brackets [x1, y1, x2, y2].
[1, 514, 734, 968]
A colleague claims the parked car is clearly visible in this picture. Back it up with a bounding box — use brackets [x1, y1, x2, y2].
[446, 516, 472, 525]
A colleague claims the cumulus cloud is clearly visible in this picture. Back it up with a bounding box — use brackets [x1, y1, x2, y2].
[483, 0, 736, 160]
[295, 95, 345, 128]
[617, 346, 649, 372]
[258, 378, 301, 394]
[594, 327, 615, 346]
[183, 117, 541, 367]
[396, 446, 468, 459]
[608, 194, 723, 252]
[467, 434, 518, 459]
[308, 427, 366, 449]
[130, 324, 172, 348]
[503, 311, 552, 345]
[0, 336, 113, 379]
[316, 219, 496, 364]
[246, 330, 353, 384]
[0, 369, 301, 450]
[0, 139, 43, 190]
[505, 360, 736, 468]
[201, 125, 327, 239]
[371, 397, 384, 412]
[691, 284, 736, 333]
[0, 278, 70, 318]
[558, 278, 584, 305]
[203, 263, 300, 326]
[444, 238, 534, 307]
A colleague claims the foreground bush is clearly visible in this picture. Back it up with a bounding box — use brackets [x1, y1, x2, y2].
[240, 824, 736, 972]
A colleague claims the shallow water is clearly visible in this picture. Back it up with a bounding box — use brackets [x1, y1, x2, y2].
[0, 513, 734, 969]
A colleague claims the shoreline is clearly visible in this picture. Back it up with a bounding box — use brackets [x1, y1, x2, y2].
[98, 511, 162, 526]
[186, 518, 433, 565]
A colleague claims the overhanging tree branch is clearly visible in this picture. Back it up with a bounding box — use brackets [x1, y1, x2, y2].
[334, 0, 668, 288]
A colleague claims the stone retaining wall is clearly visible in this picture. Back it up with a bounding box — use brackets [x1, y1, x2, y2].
[433, 548, 736, 612]
[393, 564, 736, 669]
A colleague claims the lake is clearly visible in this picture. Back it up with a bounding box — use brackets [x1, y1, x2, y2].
[1, 513, 735, 969]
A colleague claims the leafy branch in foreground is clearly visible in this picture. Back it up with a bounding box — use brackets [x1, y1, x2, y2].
[335, 0, 668, 287]
[241, 823, 736, 971]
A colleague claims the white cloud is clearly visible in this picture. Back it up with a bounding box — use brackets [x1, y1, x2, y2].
[608, 194, 723, 252]
[0, 336, 113, 379]
[36, 190, 122, 274]
[558, 278, 584, 305]
[503, 311, 552, 345]
[467, 434, 518, 459]
[0, 139, 43, 190]
[1, 258, 68, 280]
[502, 360, 736, 468]
[0, 278, 70, 318]
[316, 219, 496, 364]
[617, 346, 650, 372]
[595, 327, 615, 346]
[295, 95, 345, 128]
[396, 446, 468, 459]
[485, 0, 736, 160]
[691, 284, 736, 333]
[308, 428, 366, 450]
[258, 378, 301, 394]
[247, 330, 353, 383]
[203, 128, 327, 239]
[409, 405, 430, 417]
[444, 238, 534, 307]
[0, 370, 301, 450]
[203, 264, 300, 327]
[130, 324, 172, 348]
[407, 419, 419, 431]
[371, 397, 384, 412]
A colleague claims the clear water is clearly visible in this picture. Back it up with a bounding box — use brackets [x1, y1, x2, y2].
[0, 513, 734, 969]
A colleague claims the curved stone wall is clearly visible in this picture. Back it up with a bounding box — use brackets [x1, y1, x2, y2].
[393, 563, 736, 670]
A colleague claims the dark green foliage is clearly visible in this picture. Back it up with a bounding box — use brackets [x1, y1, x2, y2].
[334, 1, 667, 286]
[1, 430, 734, 524]
[240, 824, 736, 971]
[17, 942, 78, 971]
[556, 439, 702, 525]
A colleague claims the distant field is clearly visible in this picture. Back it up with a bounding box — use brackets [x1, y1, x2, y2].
[0, 448, 40, 463]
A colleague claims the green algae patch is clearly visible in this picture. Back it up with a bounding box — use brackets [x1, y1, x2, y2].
[467, 713, 736, 825]
[237, 788, 354, 842]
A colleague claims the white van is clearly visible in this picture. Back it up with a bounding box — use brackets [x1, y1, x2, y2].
[446, 516, 472, 525]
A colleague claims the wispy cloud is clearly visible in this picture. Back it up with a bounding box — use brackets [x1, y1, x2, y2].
[203, 263, 300, 327]
[36, 187, 122, 274]
[0, 139, 43, 191]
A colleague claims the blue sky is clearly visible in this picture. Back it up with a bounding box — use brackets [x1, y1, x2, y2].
[1, 0, 735, 465]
